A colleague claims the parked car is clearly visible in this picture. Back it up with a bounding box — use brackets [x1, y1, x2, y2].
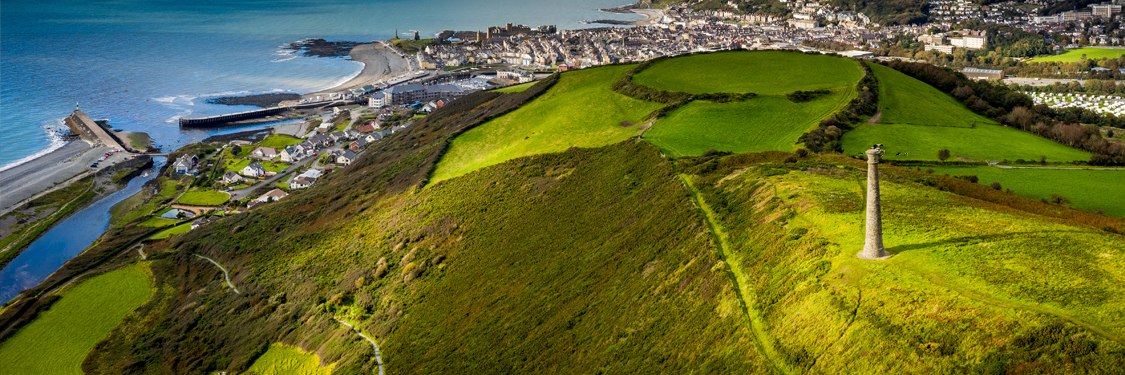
[90, 163, 98, 168]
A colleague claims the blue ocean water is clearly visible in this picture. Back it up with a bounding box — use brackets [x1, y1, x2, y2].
[0, 0, 640, 168]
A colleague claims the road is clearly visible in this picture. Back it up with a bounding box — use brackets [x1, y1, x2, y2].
[1004, 77, 1084, 87]
[194, 254, 239, 294]
[334, 318, 384, 375]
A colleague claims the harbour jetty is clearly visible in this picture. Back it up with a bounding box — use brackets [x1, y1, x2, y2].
[178, 100, 352, 128]
[64, 110, 127, 150]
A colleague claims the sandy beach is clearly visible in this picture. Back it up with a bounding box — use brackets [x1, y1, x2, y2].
[631, 9, 666, 26]
[304, 42, 412, 99]
[0, 142, 124, 215]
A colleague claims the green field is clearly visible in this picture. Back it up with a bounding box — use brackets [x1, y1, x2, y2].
[868, 62, 994, 127]
[430, 65, 664, 183]
[245, 343, 334, 375]
[842, 123, 1092, 162]
[929, 166, 1125, 216]
[152, 223, 192, 239]
[844, 62, 1091, 162]
[227, 159, 289, 174]
[632, 51, 864, 95]
[493, 81, 535, 93]
[1032, 47, 1125, 62]
[257, 135, 303, 150]
[0, 263, 152, 374]
[137, 217, 179, 227]
[646, 92, 852, 155]
[176, 190, 230, 206]
[637, 51, 863, 156]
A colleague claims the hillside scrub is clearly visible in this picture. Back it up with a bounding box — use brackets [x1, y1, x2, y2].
[83, 141, 769, 374]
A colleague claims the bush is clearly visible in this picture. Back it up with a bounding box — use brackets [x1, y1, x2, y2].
[787, 89, 831, 102]
[990, 181, 1002, 190]
[938, 149, 951, 161]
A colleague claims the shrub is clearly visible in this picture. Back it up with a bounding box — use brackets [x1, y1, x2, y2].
[990, 181, 1002, 190]
[786, 89, 831, 102]
[937, 149, 951, 161]
[795, 148, 809, 158]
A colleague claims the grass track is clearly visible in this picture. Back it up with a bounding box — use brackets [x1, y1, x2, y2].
[1031, 48, 1125, 62]
[245, 343, 334, 375]
[430, 65, 663, 183]
[928, 166, 1125, 216]
[0, 263, 152, 374]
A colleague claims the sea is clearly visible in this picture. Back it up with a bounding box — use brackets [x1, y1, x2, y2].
[0, 0, 640, 302]
[0, 0, 641, 169]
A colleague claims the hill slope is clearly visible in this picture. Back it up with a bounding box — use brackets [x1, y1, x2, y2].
[842, 63, 1092, 162]
[430, 65, 663, 183]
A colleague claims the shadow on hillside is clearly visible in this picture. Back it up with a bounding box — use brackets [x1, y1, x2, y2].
[886, 230, 1090, 255]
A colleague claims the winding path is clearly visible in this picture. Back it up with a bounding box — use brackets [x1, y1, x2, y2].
[334, 318, 384, 375]
[194, 254, 239, 294]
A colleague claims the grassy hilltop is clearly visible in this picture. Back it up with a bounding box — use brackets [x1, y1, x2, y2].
[3, 50, 1125, 375]
[639, 51, 864, 156]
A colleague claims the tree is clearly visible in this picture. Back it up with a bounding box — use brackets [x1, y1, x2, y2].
[937, 149, 951, 161]
[231, 145, 242, 155]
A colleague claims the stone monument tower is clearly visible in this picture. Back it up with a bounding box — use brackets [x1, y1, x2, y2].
[858, 145, 890, 260]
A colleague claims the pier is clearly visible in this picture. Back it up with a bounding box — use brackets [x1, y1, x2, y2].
[64, 110, 128, 151]
[178, 100, 354, 128]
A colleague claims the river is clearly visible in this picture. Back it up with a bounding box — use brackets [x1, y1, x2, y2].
[0, 158, 166, 303]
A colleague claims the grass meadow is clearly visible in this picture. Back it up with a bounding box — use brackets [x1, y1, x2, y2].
[176, 190, 230, 206]
[632, 50, 863, 95]
[257, 135, 303, 150]
[429, 65, 663, 183]
[493, 81, 535, 93]
[152, 223, 192, 239]
[639, 51, 862, 156]
[227, 159, 288, 174]
[0, 263, 152, 374]
[687, 156, 1125, 373]
[137, 217, 179, 227]
[646, 92, 853, 155]
[929, 166, 1125, 216]
[1032, 47, 1125, 62]
[868, 62, 994, 127]
[244, 343, 334, 375]
[841, 122, 1093, 162]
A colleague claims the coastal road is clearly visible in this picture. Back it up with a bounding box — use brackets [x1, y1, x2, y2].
[1004, 77, 1084, 87]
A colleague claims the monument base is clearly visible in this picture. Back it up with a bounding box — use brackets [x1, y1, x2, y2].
[856, 249, 892, 260]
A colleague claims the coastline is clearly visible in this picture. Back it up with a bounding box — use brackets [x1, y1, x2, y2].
[304, 42, 412, 99]
[0, 142, 103, 215]
[630, 8, 665, 26]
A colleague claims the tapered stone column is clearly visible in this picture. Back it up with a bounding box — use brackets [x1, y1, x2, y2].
[858, 147, 890, 260]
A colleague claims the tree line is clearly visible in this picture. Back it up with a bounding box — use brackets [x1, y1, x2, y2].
[799, 61, 880, 153]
